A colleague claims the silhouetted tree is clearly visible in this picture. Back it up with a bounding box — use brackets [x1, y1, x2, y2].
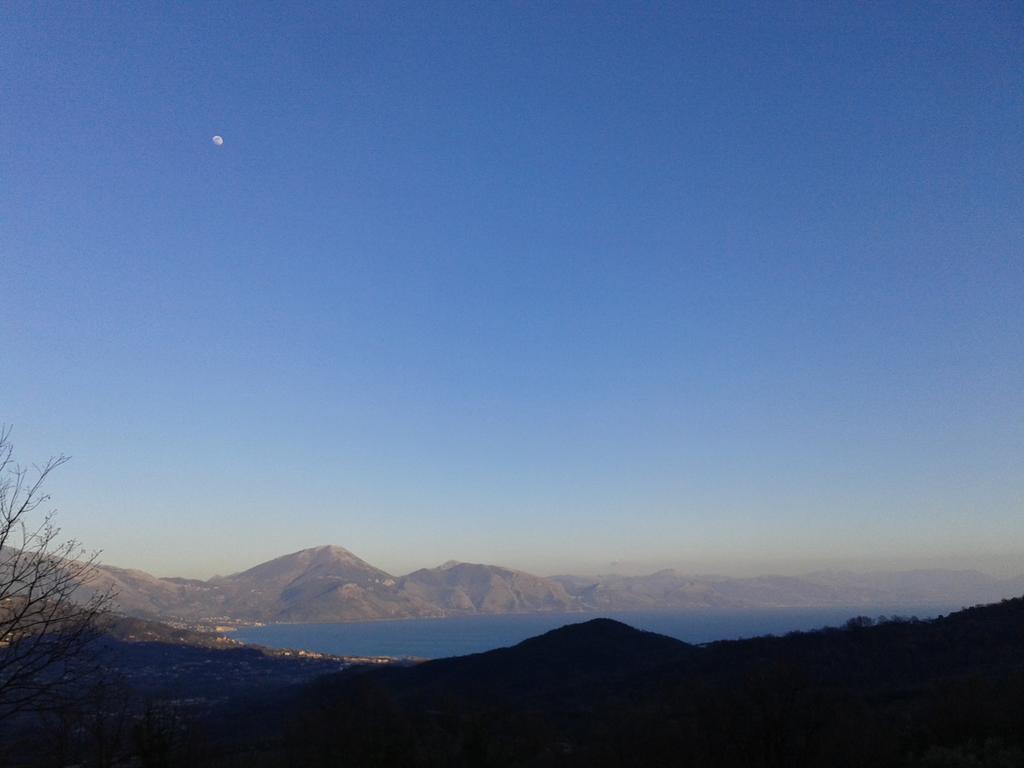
[0, 426, 113, 718]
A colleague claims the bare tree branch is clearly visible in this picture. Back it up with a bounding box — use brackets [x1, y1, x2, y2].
[0, 426, 114, 718]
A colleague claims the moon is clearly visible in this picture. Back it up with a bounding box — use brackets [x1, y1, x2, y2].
[212, 135, 224, 146]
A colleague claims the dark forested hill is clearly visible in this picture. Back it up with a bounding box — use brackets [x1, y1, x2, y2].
[3, 596, 1023, 767]
[277, 596, 1024, 768]
[369, 617, 692, 705]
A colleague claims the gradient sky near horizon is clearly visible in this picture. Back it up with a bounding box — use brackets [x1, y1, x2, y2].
[2, 2, 1022, 579]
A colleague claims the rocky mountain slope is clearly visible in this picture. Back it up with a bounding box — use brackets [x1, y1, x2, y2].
[208, 545, 431, 622]
[90, 546, 584, 623]
[396, 561, 578, 614]
[88, 545, 1024, 624]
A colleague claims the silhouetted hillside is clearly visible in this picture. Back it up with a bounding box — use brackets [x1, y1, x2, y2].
[275, 596, 1024, 768]
[8, 594, 1022, 766]
[371, 618, 691, 705]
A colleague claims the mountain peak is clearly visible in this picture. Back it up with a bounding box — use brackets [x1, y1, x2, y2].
[307, 548, 364, 565]
[261, 545, 368, 567]
[218, 544, 392, 587]
[306, 544, 361, 560]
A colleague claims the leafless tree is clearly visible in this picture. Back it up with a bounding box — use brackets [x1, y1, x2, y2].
[0, 426, 114, 718]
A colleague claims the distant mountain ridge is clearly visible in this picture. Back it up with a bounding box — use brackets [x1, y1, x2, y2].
[87, 545, 1024, 624]
[89, 546, 584, 623]
[398, 561, 576, 614]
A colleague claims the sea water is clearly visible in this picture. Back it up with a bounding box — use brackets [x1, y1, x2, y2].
[232, 605, 959, 659]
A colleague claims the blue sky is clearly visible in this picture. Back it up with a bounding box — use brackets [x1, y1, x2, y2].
[2, 2, 1021, 578]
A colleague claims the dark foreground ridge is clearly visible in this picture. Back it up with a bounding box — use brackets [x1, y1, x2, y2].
[364, 617, 693, 706]
[2, 597, 1023, 767]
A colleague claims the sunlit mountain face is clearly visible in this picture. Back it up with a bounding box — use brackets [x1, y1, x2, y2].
[82, 544, 1024, 624]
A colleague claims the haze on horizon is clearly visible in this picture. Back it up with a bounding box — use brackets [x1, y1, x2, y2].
[2, 3, 1021, 582]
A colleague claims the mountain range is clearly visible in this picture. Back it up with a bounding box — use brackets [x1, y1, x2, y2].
[86, 545, 1024, 624]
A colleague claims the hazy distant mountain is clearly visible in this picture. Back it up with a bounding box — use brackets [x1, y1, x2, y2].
[88, 545, 1024, 625]
[553, 568, 1024, 611]
[802, 569, 1024, 606]
[396, 561, 580, 613]
[551, 570, 741, 610]
[91, 547, 582, 623]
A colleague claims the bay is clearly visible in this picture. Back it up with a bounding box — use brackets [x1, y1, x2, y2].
[232, 605, 958, 659]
